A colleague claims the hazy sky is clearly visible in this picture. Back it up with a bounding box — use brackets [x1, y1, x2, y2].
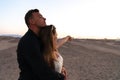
[1, 0, 120, 39]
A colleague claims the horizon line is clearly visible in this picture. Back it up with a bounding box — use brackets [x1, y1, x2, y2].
[0, 33, 120, 40]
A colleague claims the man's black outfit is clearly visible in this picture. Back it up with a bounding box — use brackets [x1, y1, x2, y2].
[17, 29, 65, 80]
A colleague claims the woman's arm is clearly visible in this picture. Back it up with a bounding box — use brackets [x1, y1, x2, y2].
[57, 36, 73, 48]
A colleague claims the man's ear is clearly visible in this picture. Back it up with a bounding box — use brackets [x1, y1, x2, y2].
[29, 18, 35, 24]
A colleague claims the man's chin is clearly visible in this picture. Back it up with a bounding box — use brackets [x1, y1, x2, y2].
[38, 25, 45, 28]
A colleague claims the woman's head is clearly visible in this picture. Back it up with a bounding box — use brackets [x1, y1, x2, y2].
[39, 25, 57, 51]
[39, 25, 57, 69]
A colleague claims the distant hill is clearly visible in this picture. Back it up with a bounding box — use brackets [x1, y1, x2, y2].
[0, 34, 22, 38]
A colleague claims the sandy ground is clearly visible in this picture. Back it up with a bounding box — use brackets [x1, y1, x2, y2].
[0, 36, 120, 80]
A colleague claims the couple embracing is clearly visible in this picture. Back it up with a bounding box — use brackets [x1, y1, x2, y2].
[17, 9, 72, 80]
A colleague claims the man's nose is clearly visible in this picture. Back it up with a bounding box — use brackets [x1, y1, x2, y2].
[43, 17, 46, 20]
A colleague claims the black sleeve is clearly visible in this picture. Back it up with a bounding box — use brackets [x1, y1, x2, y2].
[22, 38, 65, 80]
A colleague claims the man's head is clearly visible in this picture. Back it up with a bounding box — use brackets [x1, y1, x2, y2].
[25, 9, 46, 28]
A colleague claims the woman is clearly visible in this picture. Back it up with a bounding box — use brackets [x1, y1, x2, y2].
[39, 25, 72, 79]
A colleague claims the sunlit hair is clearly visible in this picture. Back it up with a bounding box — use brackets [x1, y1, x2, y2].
[24, 9, 39, 27]
[39, 25, 57, 69]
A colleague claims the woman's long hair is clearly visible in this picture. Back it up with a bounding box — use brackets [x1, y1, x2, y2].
[39, 25, 57, 70]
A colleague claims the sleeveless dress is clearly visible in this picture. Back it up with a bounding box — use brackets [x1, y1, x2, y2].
[54, 52, 63, 73]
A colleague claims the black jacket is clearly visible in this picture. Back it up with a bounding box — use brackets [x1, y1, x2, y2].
[17, 29, 65, 80]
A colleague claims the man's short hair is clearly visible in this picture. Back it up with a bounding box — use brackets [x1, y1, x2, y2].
[25, 9, 39, 27]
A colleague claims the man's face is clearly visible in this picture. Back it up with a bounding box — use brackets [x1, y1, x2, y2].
[32, 12, 46, 27]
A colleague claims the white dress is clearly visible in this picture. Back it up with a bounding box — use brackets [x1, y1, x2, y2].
[54, 52, 63, 73]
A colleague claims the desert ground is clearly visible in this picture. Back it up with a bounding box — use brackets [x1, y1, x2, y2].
[0, 36, 120, 80]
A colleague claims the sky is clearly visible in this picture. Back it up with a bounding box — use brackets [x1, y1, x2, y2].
[0, 0, 120, 39]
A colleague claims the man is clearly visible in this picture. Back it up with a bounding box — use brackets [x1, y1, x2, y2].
[17, 9, 65, 80]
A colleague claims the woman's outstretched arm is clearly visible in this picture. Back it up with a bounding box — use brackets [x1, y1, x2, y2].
[57, 36, 73, 48]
